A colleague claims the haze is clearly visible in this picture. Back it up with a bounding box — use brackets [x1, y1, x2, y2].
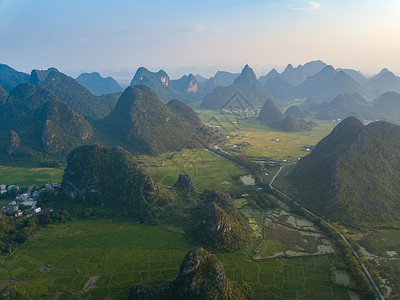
[1, 0, 400, 78]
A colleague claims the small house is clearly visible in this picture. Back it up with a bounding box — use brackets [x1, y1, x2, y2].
[34, 207, 41, 213]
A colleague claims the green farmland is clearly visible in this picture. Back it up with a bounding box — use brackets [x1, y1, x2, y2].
[0, 219, 351, 299]
[0, 166, 64, 188]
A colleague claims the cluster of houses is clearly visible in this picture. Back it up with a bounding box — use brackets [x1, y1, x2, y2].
[218, 107, 260, 116]
[0, 182, 60, 218]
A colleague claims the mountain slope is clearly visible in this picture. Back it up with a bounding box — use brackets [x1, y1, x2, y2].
[280, 60, 327, 86]
[258, 98, 284, 125]
[171, 74, 201, 95]
[76, 72, 123, 95]
[367, 68, 400, 94]
[37, 70, 120, 120]
[129, 247, 251, 299]
[0, 64, 29, 93]
[96, 85, 211, 155]
[291, 117, 400, 225]
[296, 66, 373, 102]
[316, 93, 369, 120]
[258, 68, 280, 85]
[201, 71, 239, 95]
[0, 85, 8, 104]
[130, 67, 180, 102]
[0, 84, 94, 165]
[264, 76, 296, 102]
[61, 144, 172, 222]
[200, 65, 278, 109]
[370, 91, 400, 123]
[337, 68, 369, 85]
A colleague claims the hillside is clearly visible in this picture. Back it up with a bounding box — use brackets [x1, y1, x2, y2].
[264, 76, 296, 102]
[200, 65, 278, 109]
[285, 105, 309, 118]
[201, 71, 239, 95]
[129, 247, 250, 299]
[0, 63, 29, 93]
[290, 116, 400, 225]
[280, 60, 327, 86]
[296, 66, 373, 102]
[367, 68, 400, 94]
[337, 68, 369, 85]
[76, 72, 123, 95]
[95, 85, 212, 155]
[130, 67, 180, 102]
[195, 190, 252, 252]
[316, 93, 370, 120]
[370, 91, 400, 123]
[29, 67, 59, 85]
[61, 144, 172, 222]
[258, 68, 280, 85]
[36, 70, 120, 120]
[0, 84, 8, 104]
[171, 74, 201, 95]
[0, 84, 94, 165]
[257, 98, 284, 125]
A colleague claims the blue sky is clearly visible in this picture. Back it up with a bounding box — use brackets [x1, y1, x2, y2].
[1, 0, 399, 79]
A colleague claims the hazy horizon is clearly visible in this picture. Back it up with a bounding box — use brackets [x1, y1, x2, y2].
[1, 0, 400, 79]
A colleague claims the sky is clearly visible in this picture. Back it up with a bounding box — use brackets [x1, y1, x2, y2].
[1, 0, 400, 79]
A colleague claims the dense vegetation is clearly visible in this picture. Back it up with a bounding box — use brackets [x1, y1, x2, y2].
[95, 85, 216, 155]
[129, 247, 251, 300]
[193, 190, 252, 252]
[291, 116, 400, 225]
[60, 144, 173, 223]
[0, 210, 70, 255]
[39, 70, 120, 120]
[0, 84, 94, 166]
[0, 64, 29, 93]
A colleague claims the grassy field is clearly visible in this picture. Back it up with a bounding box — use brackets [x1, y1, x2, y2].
[0, 219, 351, 299]
[139, 148, 249, 192]
[0, 220, 192, 299]
[197, 109, 336, 160]
[221, 255, 350, 300]
[0, 166, 64, 188]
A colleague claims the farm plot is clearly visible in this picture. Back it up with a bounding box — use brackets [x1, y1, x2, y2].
[0, 220, 191, 299]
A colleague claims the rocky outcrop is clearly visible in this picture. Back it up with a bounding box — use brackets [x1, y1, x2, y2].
[6, 130, 20, 155]
[171, 248, 233, 299]
[197, 191, 252, 252]
[129, 247, 251, 300]
[173, 174, 197, 193]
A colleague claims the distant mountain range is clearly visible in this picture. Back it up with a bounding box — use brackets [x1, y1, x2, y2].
[30, 68, 121, 120]
[200, 65, 278, 109]
[367, 68, 400, 94]
[304, 90, 400, 124]
[130, 67, 203, 103]
[291, 116, 400, 225]
[0, 64, 29, 93]
[76, 72, 123, 96]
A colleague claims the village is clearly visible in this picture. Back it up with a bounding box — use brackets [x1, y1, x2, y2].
[0, 183, 59, 219]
